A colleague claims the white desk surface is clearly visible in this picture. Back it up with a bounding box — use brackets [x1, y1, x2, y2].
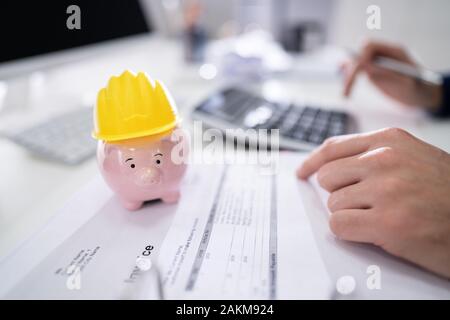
[0, 36, 449, 294]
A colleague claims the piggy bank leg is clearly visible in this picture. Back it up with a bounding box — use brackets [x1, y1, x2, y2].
[121, 199, 143, 211]
[162, 190, 180, 204]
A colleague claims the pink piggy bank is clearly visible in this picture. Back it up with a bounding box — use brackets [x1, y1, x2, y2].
[97, 129, 189, 211]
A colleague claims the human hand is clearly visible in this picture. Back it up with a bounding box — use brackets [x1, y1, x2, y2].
[297, 128, 450, 278]
[343, 40, 442, 111]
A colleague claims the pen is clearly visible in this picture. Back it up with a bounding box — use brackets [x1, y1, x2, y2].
[346, 49, 443, 86]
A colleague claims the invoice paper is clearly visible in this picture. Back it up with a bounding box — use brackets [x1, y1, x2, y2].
[158, 154, 331, 299]
[0, 152, 331, 299]
[3, 187, 175, 299]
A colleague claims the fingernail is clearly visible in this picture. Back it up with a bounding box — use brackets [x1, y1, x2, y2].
[296, 166, 307, 180]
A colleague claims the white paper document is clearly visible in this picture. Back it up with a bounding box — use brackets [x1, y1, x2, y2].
[0, 152, 331, 299]
[3, 152, 446, 299]
[158, 156, 331, 299]
[3, 187, 176, 299]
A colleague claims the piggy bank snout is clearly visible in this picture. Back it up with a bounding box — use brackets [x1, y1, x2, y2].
[134, 166, 162, 187]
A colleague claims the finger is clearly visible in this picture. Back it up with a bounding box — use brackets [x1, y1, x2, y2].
[297, 133, 372, 180]
[359, 40, 415, 65]
[343, 61, 362, 97]
[327, 182, 372, 213]
[316, 155, 365, 192]
[344, 41, 415, 97]
[344, 41, 397, 97]
[329, 209, 377, 243]
[339, 60, 349, 73]
[366, 64, 412, 83]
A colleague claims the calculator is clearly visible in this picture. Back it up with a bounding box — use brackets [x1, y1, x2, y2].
[191, 87, 356, 150]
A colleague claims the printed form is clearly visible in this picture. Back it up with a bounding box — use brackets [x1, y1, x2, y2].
[159, 154, 331, 299]
[0, 153, 331, 299]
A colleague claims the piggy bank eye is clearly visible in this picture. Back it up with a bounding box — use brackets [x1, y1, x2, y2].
[154, 153, 163, 165]
[125, 158, 135, 168]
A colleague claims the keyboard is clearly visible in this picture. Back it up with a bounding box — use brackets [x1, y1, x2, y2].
[192, 87, 355, 150]
[6, 108, 97, 165]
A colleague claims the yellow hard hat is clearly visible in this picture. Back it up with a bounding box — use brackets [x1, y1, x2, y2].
[93, 70, 180, 142]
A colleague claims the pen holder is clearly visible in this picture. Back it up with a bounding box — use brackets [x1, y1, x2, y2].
[93, 71, 188, 211]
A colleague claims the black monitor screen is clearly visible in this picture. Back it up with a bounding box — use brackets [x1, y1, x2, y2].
[0, 0, 151, 63]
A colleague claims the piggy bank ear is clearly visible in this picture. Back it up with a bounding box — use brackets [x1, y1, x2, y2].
[103, 144, 120, 172]
[168, 128, 190, 163]
[161, 126, 182, 142]
[167, 127, 188, 142]
[105, 143, 118, 155]
[160, 134, 171, 142]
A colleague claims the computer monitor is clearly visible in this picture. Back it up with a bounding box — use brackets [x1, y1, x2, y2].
[0, 0, 155, 115]
[0, 0, 151, 79]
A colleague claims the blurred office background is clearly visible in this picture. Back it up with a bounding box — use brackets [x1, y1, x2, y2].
[148, 0, 450, 69]
[1, 0, 450, 257]
[334, 0, 450, 70]
[1, 0, 450, 114]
